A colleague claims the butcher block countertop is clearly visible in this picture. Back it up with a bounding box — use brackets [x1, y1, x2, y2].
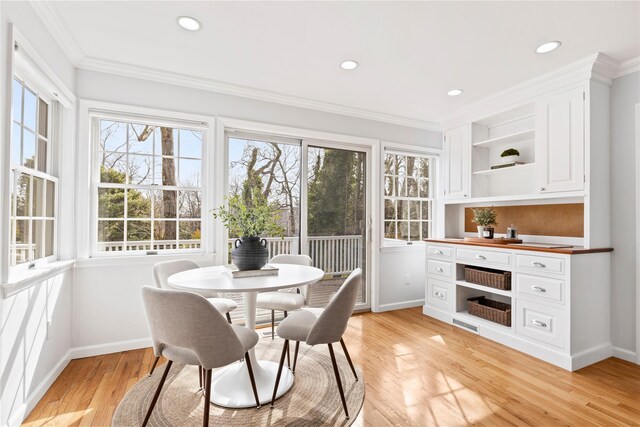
[424, 238, 613, 255]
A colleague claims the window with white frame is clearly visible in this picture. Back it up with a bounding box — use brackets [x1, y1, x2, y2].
[9, 77, 57, 267]
[383, 151, 434, 243]
[93, 117, 203, 254]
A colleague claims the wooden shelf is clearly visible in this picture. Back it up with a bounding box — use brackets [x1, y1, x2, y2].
[473, 163, 535, 176]
[473, 129, 535, 148]
[454, 310, 513, 331]
[443, 191, 586, 205]
[455, 280, 512, 297]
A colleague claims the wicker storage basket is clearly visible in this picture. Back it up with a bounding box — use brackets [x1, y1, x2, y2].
[467, 296, 511, 327]
[464, 266, 511, 290]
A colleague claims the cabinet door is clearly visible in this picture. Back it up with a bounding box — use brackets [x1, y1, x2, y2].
[443, 125, 470, 200]
[536, 87, 585, 193]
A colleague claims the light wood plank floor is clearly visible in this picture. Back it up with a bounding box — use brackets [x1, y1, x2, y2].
[23, 308, 640, 426]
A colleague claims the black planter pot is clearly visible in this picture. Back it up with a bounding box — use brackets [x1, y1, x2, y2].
[231, 237, 269, 271]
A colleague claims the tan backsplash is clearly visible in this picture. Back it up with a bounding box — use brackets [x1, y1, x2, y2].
[464, 203, 584, 237]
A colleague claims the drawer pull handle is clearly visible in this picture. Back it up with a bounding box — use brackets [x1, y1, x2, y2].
[435, 250, 444, 255]
[532, 261, 546, 268]
[531, 286, 547, 293]
[434, 291, 444, 298]
[531, 319, 547, 328]
[476, 255, 486, 260]
[435, 267, 444, 272]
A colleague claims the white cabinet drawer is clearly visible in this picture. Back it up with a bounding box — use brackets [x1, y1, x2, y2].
[427, 245, 453, 259]
[516, 274, 564, 304]
[457, 248, 511, 266]
[516, 254, 565, 275]
[427, 260, 453, 279]
[516, 300, 565, 348]
[426, 278, 454, 312]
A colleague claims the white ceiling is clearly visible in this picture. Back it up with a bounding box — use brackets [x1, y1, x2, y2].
[40, 1, 640, 127]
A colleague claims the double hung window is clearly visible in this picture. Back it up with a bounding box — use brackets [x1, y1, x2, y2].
[9, 77, 57, 267]
[383, 152, 434, 243]
[94, 117, 204, 254]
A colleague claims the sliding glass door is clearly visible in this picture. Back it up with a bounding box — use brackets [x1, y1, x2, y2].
[226, 133, 370, 322]
[304, 143, 368, 309]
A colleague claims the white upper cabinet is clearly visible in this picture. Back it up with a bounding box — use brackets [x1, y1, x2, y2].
[443, 125, 470, 200]
[535, 87, 585, 193]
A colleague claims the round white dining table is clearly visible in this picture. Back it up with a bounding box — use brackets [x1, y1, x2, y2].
[167, 263, 325, 408]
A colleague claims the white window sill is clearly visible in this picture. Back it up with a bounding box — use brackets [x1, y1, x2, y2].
[2, 259, 75, 298]
[75, 252, 216, 269]
[380, 241, 426, 253]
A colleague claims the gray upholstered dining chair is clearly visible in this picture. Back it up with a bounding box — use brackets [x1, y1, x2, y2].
[140, 286, 261, 427]
[256, 254, 313, 339]
[151, 260, 239, 381]
[271, 268, 361, 419]
[152, 260, 238, 323]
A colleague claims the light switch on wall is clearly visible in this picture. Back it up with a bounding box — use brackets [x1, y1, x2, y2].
[404, 274, 411, 285]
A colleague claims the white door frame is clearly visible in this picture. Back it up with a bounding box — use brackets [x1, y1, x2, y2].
[636, 103, 640, 364]
[216, 117, 380, 311]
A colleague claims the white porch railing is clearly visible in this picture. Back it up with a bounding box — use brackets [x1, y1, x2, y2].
[227, 235, 362, 276]
[97, 239, 201, 252]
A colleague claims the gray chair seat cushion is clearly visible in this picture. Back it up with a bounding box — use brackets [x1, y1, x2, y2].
[256, 291, 305, 311]
[161, 345, 200, 366]
[276, 309, 320, 342]
[231, 325, 260, 352]
[206, 297, 238, 313]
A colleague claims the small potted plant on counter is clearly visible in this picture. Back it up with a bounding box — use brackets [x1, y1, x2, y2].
[471, 206, 497, 239]
[213, 189, 285, 271]
[500, 148, 520, 164]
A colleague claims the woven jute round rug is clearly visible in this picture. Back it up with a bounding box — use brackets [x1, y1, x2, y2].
[112, 337, 364, 426]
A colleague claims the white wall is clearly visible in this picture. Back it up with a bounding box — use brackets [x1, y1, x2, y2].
[0, 2, 77, 425]
[377, 247, 427, 311]
[610, 71, 640, 359]
[0, 270, 73, 427]
[72, 70, 442, 350]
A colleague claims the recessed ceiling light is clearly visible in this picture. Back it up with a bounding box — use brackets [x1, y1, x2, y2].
[177, 16, 201, 32]
[535, 41, 561, 54]
[340, 60, 359, 70]
[447, 89, 463, 96]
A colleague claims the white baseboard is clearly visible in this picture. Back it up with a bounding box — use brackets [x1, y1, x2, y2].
[69, 337, 152, 359]
[376, 299, 425, 312]
[612, 346, 639, 364]
[7, 350, 72, 427]
[571, 343, 613, 370]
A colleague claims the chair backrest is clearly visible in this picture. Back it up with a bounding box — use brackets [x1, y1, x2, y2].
[152, 259, 221, 297]
[305, 268, 362, 345]
[270, 254, 312, 266]
[270, 254, 313, 298]
[141, 286, 246, 369]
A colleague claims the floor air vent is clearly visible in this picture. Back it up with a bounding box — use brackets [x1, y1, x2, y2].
[453, 318, 478, 332]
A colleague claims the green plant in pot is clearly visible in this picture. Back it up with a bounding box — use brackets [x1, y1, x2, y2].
[213, 189, 285, 271]
[471, 206, 497, 239]
[500, 148, 520, 164]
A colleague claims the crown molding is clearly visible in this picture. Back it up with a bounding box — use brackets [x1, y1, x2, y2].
[77, 56, 440, 131]
[28, 0, 84, 64]
[615, 56, 640, 79]
[437, 53, 620, 127]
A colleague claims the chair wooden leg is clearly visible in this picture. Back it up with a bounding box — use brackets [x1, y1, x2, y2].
[328, 343, 349, 419]
[245, 352, 261, 408]
[271, 339, 289, 407]
[292, 341, 300, 373]
[148, 356, 160, 376]
[340, 338, 358, 381]
[271, 310, 275, 339]
[283, 311, 290, 366]
[203, 368, 212, 427]
[226, 312, 232, 324]
[142, 360, 173, 427]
